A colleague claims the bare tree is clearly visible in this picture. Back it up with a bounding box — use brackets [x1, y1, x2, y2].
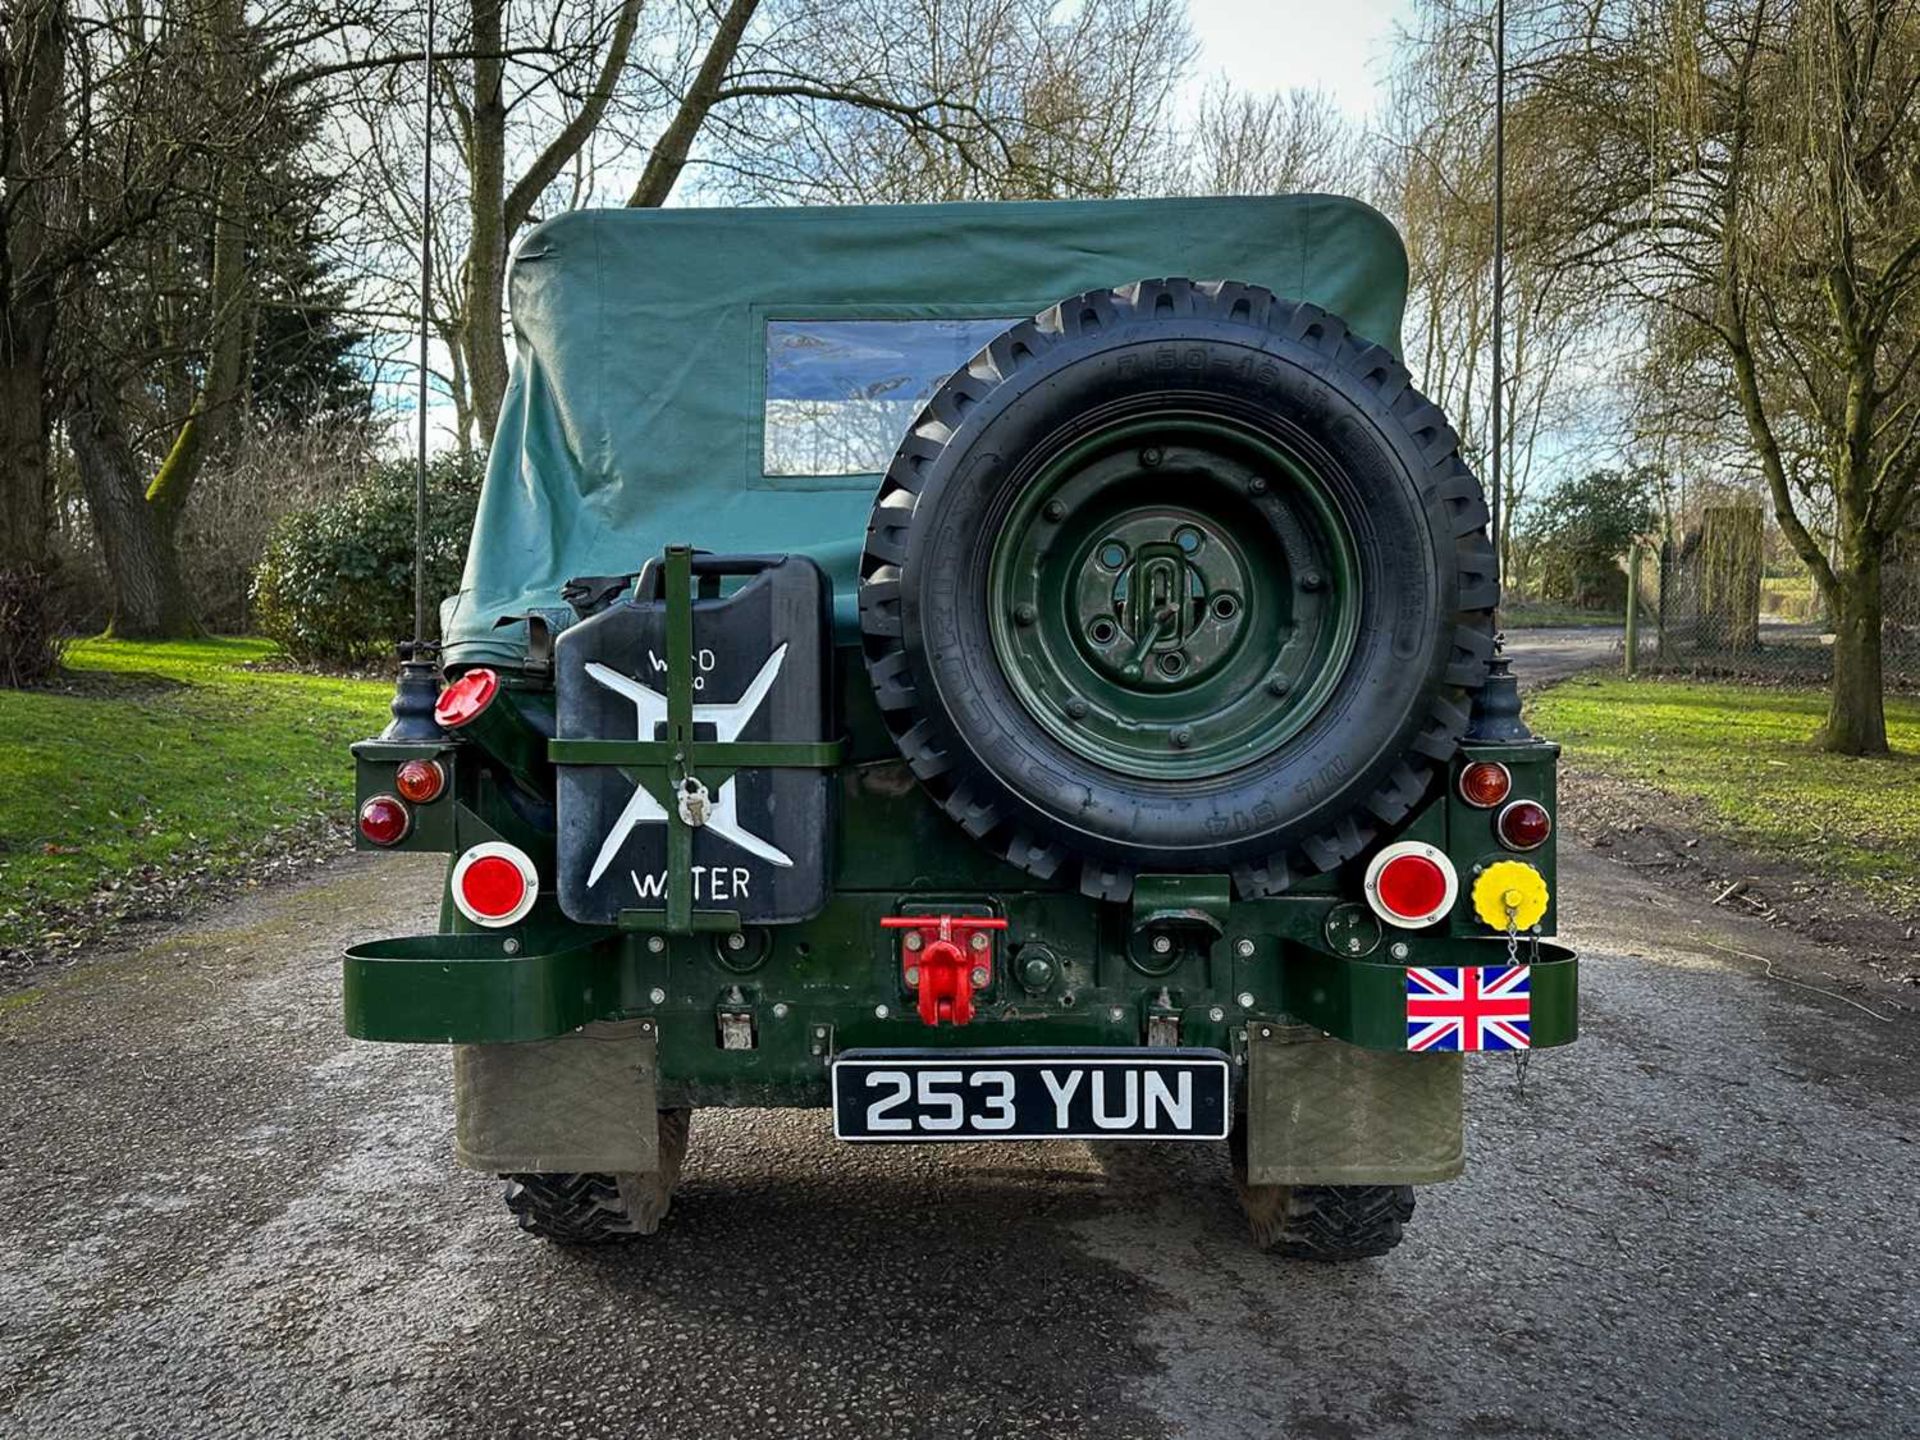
[1183, 81, 1363, 197]
[1515, 0, 1920, 753]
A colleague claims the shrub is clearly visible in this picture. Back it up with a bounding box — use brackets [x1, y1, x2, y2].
[253, 454, 481, 666]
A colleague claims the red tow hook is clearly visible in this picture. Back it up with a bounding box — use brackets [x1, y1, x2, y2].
[880, 915, 1009, 1027]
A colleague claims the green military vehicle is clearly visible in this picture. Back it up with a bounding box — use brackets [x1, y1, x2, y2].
[345, 195, 1576, 1261]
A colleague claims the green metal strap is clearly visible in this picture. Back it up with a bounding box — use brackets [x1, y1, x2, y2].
[664, 545, 696, 932]
[548, 738, 846, 768]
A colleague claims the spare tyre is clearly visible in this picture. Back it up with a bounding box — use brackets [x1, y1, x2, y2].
[857, 279, 1497, 901]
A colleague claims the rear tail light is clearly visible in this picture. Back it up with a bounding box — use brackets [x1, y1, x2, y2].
[1458, 761, 1512, 808]
[434, 668, 500, 729]
[357, 795, 411, 846]
[451, 842, 539, 928]
[1497, 800, 1552, 851]
[394, 758, 446, 804]
[1364, 841, 1459, 929]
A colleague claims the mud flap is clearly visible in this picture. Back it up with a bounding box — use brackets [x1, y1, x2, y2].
[454, 1019, 664, 1174]
[1244, 1024, 1464, 1186]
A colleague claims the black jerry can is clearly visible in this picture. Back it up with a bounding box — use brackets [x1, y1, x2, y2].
[553, 554, 835, 925]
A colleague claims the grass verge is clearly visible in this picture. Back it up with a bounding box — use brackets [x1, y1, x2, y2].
[1529, 676, 1920, 916]
[1, 638, 389, 961]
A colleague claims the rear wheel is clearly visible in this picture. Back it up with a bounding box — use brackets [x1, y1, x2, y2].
[502, 1108, 691, 1244]
[1230, 1121, 1415, 1260]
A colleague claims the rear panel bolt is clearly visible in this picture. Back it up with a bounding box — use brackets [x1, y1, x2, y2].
[1014, 603, 1037, 626]
[1260, 1026, 1274, 1039]
[1234, 938, 1255, 958]
[647, 936, 667, 954]
[1237, 991, 1256, 1009]
[726, 931, 747, 951]
[903, 931, 924, 951]
[904, 966, 920, 986]
[875, 1004, 891, 1019]
[969, 931, 991, 951]
[1065, 697, 1089, 720]
[1140, 446, 1164, 467]
[1390, 941, 1410, 960]
[1348, 938, 1362, 953]
[1109, 1007, 1126, 1022]
[772, 1003, 789, 1019]
[970, 966, 989, 987]
[1150, 934, 1174, 955]
[1301, 572, 1324, 592]
[648, 987, 667, 1005]
[1208, 1006, 1225, 1022]
[502, 938, 521, 955]
[1171, 728, 1192, 749]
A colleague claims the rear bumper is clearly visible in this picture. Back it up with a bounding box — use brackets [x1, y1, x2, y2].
[344, 923, 1577, 1101]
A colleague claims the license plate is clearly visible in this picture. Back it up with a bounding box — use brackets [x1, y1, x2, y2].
[831, 1048, 1232, 1142]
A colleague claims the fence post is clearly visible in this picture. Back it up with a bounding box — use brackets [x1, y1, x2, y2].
[1624, 542, 1643, 678]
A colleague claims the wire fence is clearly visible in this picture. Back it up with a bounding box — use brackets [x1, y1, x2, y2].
[1650, 506, 1920, 685]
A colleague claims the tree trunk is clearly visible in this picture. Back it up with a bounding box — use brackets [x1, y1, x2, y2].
[0, 359, 58, 683]
[463, 0, 511, 443]
[67, 370, 200, 640]
[0, 0, 68, 684]
[1819, 549, 1888, 757]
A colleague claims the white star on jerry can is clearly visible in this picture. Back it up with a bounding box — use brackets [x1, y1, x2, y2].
[582, 645, 795, 887]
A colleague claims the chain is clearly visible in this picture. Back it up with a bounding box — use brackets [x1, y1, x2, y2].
[1506, 903, 1531, 1096]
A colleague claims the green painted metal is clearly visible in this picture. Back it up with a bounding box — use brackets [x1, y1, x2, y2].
[986, 415, 1361, 779]
[343, 930, 625, 1043]
[547, 738, 846, 768]
[1286, 940, 1578, 1050]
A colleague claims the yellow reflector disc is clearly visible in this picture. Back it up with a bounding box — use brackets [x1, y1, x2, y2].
[1472, 860, 1550, 931]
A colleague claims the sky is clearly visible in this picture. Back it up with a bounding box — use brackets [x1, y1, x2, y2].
[1183, 0, 1414, 122]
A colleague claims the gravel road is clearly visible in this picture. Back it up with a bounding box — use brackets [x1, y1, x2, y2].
[3, 627, 1914, 1438]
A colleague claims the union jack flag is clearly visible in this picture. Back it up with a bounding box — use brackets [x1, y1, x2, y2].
[1406, 965, 1531, 1052]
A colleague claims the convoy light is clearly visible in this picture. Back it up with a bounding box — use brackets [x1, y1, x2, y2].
[1497, 799, 1552, 852]
[1458, 761, 1512, 808]
[451, 842, 539, 928]
[434, 668, 500, 729]
[1363, 841, 1459, 929]
[357, 795, 411, 847]
[394, 758, 446, 804]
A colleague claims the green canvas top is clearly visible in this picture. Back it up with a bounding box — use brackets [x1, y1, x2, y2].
[443, 194, 1410, 667]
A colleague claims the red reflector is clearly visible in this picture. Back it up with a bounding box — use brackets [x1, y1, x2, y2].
[1498, 800, 1552, 851]
[450, 842, 539, 928]
[357, 795, 410, 846]
[1458, 761, 1512, 808]
[460, 856, 526, 919]
[394, 758, 445, 804]
[1363, 841, 1458, 929]
[1377, 854, 1449, 918]
[434, 668, 499, 729]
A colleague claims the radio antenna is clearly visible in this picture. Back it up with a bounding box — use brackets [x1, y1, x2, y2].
[1490, 0, 1506, 588]
[412, 0, 436, 645]
[382, 0, 448, 742]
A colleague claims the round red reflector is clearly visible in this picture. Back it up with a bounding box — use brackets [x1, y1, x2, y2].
[394, 758, 446, 804]
[1458, 761, 1512, 808]
[1363, 841, 1459, 929]
[357, 795, 410, 846]
[1498, 800, 1552, 851]
[450, 842, 539, 928]
[460, 855, 526, 919]
[434, 668, 499, 729]
[1377, 853, 1449, 918]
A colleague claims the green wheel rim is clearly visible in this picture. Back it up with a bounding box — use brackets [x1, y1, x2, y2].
[987, 413, 1361, 781]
